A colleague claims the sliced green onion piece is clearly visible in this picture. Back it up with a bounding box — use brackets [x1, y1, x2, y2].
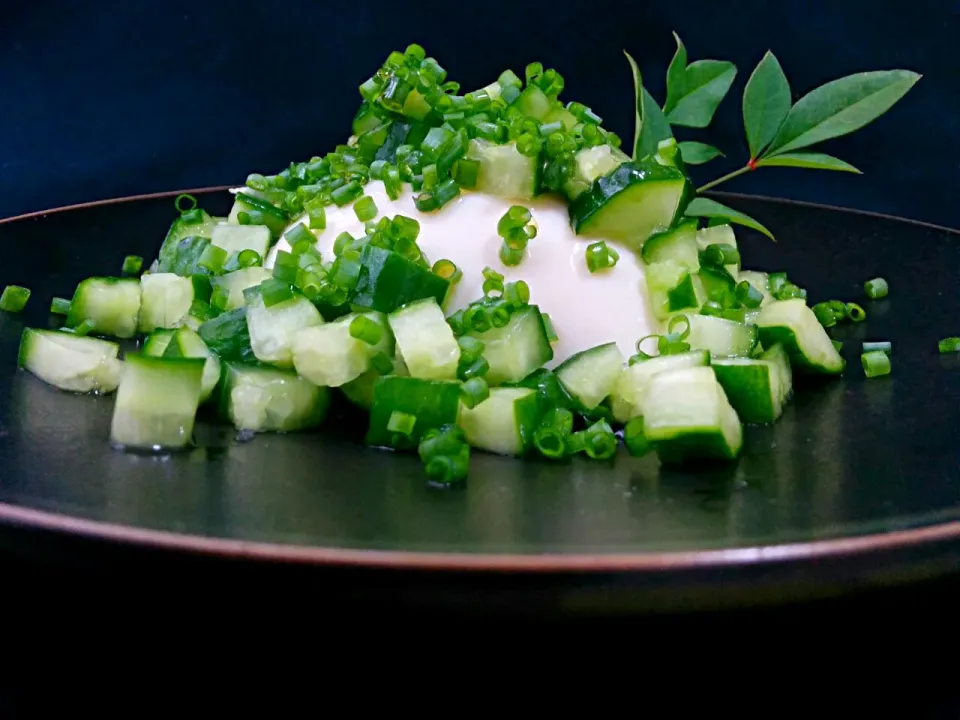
[175, 193, 198, 213]
[635, 334, 661, 359]
[331, 180, 363, 207]
[503, 281, 530, 309]
[71, 319, 96, 337]
[198, 244, 228, 274]
[939, 337, 960, 353]
[864, 277, 889, 300]
[370, 352, 394, 375]
[260, 278, 295, 308]
[497, 206, 532, 236]
[291, 239, 316, 257]
[305, 198, 327, 230]
[862, 341, 891, 354]
[623, 417, 650, 457]
[0, 285, 30, 313]
[499, 244, 524, 267]
[460, 377, 490, 409]
[283, 223, 313, 249]
[667, 314, 691, 340]
[775, 283, 806, 301]
[768, 272, 788, 294]
[431, 178, 460, 209]
[812, 302, 837, 328]
[210, 285, 230, 311]
[456, 335, 485, 360]
[387, 410, 417, 436]
[482, 267, 505, 297]
[585, 241, 619, 273]
[432, 259, 461, 284]
[454, 158, 480, 188]
[354, 195, 378, 222]
[846, 303, 867, 322]
[50, 297, 71, 315]
[238, 250, 261, 268]
[122, 255, 144, 276]
[736, 280, 763, 309]
[458, 355, 490, 380]
[575, 420, 618, 460]
[349, 315, 384, 345]
[701, 300, 724, 317]
[861, 350, 891, 378]
[533, 407, 574, 460]
[827, 300, 848, 320]
[701, 243, 740, 268]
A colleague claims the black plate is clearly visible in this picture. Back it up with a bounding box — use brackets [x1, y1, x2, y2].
[2, 189, 960, 613]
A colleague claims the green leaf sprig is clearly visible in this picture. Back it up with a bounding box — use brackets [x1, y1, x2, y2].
[626, 35, 920, 239]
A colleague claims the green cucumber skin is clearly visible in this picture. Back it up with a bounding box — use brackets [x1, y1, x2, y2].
[157, 210, 218, 269]
[365, 376, 461, 450]
[198, 308, 256, 363]
[655, 432, 740, 466]
[230, 193, 290, 238]
[350, 245, 449, 314]
[711, 363, 775, 424]
[66, 277, 142, 340]
[569, 159, 692, 239]
[758, 326, 845, 375]
[466, 305, 553, 386]
[641, 219, 699, 267]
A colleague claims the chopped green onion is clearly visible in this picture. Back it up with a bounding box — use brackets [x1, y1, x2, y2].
[701, 300, 724, 316]
[272, 250, 300, 284]
[499, 244, 524, 266]
[331, 180, 363, 207]
[574, 420, 618, 460]
[735, 280, 763, 309]
[503, 280, 530, 309]
[667, 314, 691, 340]
[700, 243, 740, 268]
[71, 319, 96, 337]
[812, 302, 837, 328]
[418, 424, 469, 486]
[354, 195, 378, 222]
[768, 272, 788, 294]
[623, 417, 650, 457]
[383, 165, 401, 200]
[413, 191, 437, 212]
[370, 352, 394, 375]
[198, 244, 228, 274]
[454, 158, 480, 188]
[423, 445, 470, 486]
[585, 241, 619, 273]
[497, 206, 532, 236]
[260, 278, 295, 307]
[774, 283, 806, 301]
[542, 312, 558, 342]
[864, 277, 889, 300]
[175, 193, 198, 213]
[939, 337, 960, 353]
[456, 335, 485, 360]
[846, 302, 867, 322]
[291, 239, 316, 257]
[533, 408, 574, 460]
[387, 410, 417, 436]
[50, 297, 71, 315]
[431, 178, 460, 209]
[862, 341, 891, 354]
[861, 350, 891, 378]
[458, 355, 490, 380]
[349, 315, 383, 345]
[121, 255, 144, 276]
[460, 377, 490, 409]
[305, 198, 327, 230]
[238, 250, 261, 268]
[0, 285, 30, 313]
[432, 259, 462, 284]
[482, 267, 505, 297]
[827, 300, 848, 320]
[210, 285, 230, 311]
[832, 340, 844, 352]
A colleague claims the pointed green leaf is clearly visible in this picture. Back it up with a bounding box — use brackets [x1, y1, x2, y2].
[764, 70, 921, 157]
[665, 60, 737, 129]
[663, 32, 688, 114]
[742, 51, 791, 158]
[624, 50, 673, 159]
[677, 141, 724, 165]
[756, 152, 861, 173]
[684, 197, 775, 241]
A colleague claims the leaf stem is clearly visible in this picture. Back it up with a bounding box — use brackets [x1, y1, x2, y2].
[696, 164, 753, 193]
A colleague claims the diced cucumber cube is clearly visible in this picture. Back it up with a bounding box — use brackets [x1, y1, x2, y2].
[685, 313, 759, 358]
[610, 349, 711, 423]
[139, 272, 194, 333]
[365, 376, 462, 450]
[246, 292, 324, 370]
[555, 342, 624, 411]
[17, 328, 123, 394]
[351, 244, 449, 314]
[142, 329, 176, 357]
[712, 343, 793, 424]
[110, 354, 205, 450]
[464, 138, 540, 201]
[219, 362, 330, 433]
[756, 299, 845, 374]
[198, 307, 256, 363]
[458, 387, 542, 456]
[696, 224, 739, 276]
[388, 298, 459, 380]
[211, 267, 272, 311]
[211, 223, 271, 260]
[67, 277, 142, 339]
[163, 326, 222, 403]
[466, 305, 553, 386]
[292, 314, 376, 387]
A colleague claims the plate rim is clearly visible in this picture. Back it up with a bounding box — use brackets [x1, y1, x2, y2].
[3, 186, 960, 574]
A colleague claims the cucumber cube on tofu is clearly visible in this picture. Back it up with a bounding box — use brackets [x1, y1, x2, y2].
[210, 223, 271, 260]
[645, 260, 701, 320]
[464, 138, 540, 201]
[110, 354, 205, 450]
[18, 328, 124, 394]
[756, 299, 845, 374]
[142, 329, 175, 357]
[340, 351, 409, 410]
[66, 277, 142, 339]
[555, 342, 624, 411]
[563, 144, 630, 201]
[292, 313, 378, 387]
[712, 343, 793, 424]
[466, 305, 553, 386]
[459, 387, 542, 456]
[641, 219, 700, 271]
[156, 210, 219, 269]
[610, 349, 710, 423]
[350, 244, 449, 314]
[569, 159, 692, 250]
[246, 292, 324, 369]
[365, 376, 461, 450]
[210, 267, 272, 311]
[388, 298, 459, 380]
[219, 361, 330, 433]
[696, 224, 739, 277]
[198, 307, 256, 363]
[685, 313, 759, 358]
[640, 365, 743, 465]
[138, 272, 195, 333]
[162, 326, 222, 403]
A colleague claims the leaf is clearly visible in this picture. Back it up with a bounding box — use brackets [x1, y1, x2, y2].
[665, 59, 738, 129]
[763, 70, 921, 157]
[677, 142, 724, 165]
[684, 197, 775, 241]
[742, 51, 791, 158]
[756, 152, 860, 173]
[624, 50, 674, 159]
[664, 32, 688, 113]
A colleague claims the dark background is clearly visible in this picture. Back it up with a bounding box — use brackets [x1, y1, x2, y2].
[1, 0, 957, 227]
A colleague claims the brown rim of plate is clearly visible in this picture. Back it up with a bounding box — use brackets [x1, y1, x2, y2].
[2, 185, 959, 572]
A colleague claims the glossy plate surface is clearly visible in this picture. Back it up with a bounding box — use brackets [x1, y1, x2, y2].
[1, 189, 959, 610]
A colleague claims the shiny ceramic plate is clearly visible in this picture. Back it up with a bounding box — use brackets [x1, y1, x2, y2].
[1, 188, 959, 613]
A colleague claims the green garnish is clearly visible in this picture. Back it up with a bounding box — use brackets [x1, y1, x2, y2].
[0, 285, 30, 313]
[585, 241, 619, 273]
[861, 350, 891, 378]
[938, 338, 960, 354]
[864, 277, 889, 300]
[121, 255, 144, 276]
